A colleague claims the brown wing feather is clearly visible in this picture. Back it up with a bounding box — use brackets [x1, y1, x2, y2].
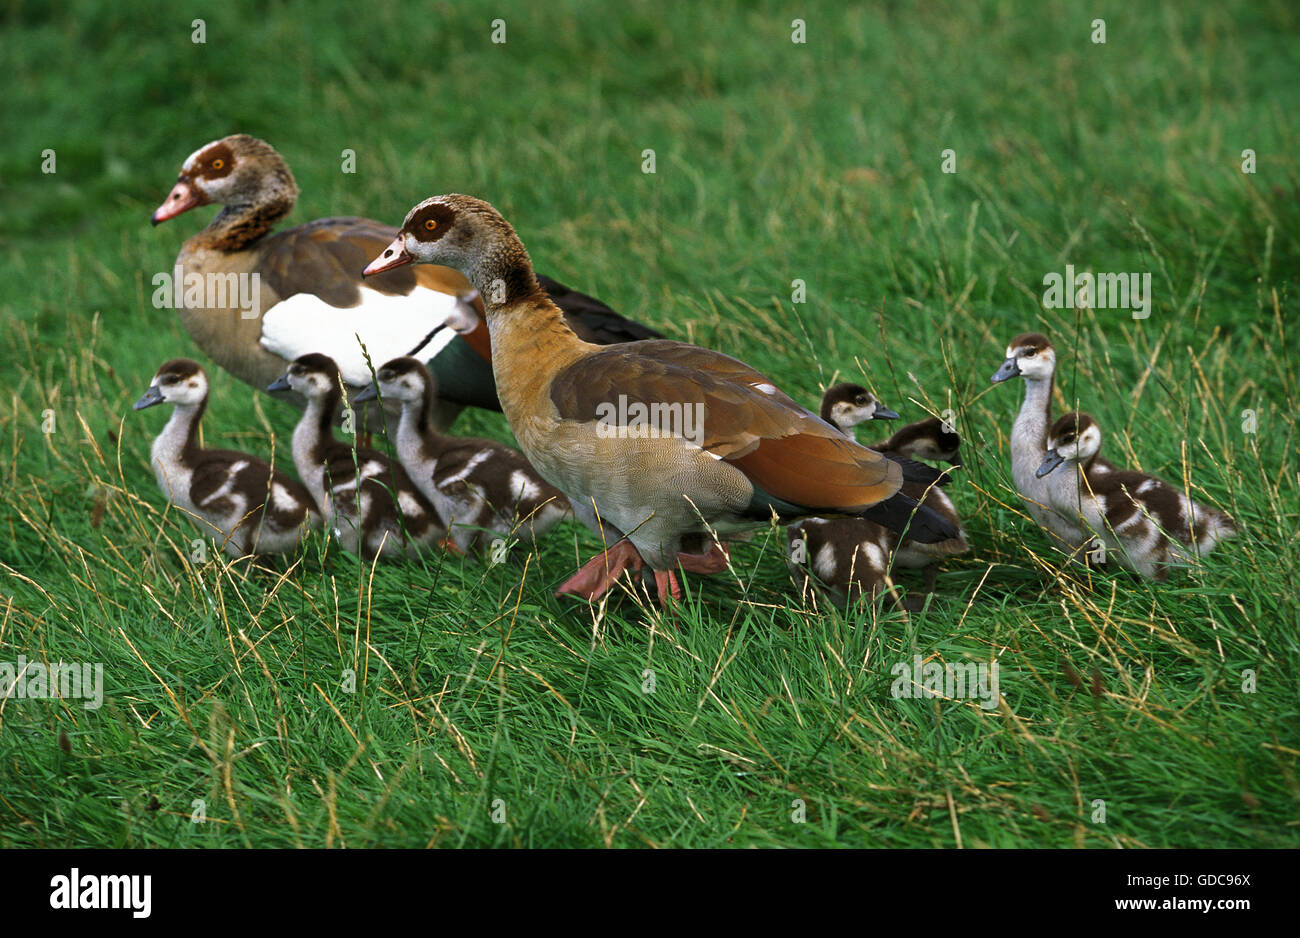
[730, 434, 902, 510]
[549, 341, 903, 510]
[255, 217, 470, 306]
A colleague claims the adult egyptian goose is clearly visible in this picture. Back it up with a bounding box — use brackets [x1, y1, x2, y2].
[990, 332, 1095, 555]
[151, 134, 661, 427]
[363, 195, 958, 604]
[788, 387, 967, 604]
[133, 359, 319, 557]
[1036, 412, 1237, 579]
[268, 353, 447, 558]
[355, 357, 570, 553]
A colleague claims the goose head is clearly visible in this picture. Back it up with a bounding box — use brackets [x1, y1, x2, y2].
[152, 134, 298, 225]
[1036, 412, 1102, 477]
[267, 353, 343, 401]
[363, 195, 534, 306]
[819, 383, 900, 432]
[133, 358, 209, 410]
[991, 332, 1056, 384]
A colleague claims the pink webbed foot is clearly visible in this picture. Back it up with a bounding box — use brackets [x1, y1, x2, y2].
[556, 539, 645, 601]
[557, 540, 727, 605]
[675, 542, 730, 575]
[654, 570, 682, 605]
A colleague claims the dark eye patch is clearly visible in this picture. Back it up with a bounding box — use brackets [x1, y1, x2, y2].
[408, 203, 457, 242]
[198, 143, 234, 179]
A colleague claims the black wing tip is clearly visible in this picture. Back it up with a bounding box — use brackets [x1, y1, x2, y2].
[538, 273, 665, 343]
[860, 493, 960, 543]
[886, 453, 952, 487]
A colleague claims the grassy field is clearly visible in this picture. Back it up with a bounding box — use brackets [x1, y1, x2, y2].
[1, 0, 1297, 848]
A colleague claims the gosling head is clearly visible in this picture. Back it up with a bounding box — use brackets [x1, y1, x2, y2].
[267, 353, 345, 400]
[820, 383, 900, 432]
[134, 359, 209, 410]
[353, 357, 433, 406]
[991, 332, 1056, 384]
[1037, 412, 1102, 477]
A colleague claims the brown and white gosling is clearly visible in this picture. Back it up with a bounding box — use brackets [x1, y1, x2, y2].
[990, 332, 1096, 555]
[133, 359, 319, 557]
[269, 353, 447, 559]
[1036, 412, 1237, 579]
[356, 357, 571, 554]
[788, 386, 968, 605]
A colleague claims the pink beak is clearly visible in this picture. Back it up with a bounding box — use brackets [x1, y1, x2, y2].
[151, 180, 208, 225]
[364, 236, 412, 276]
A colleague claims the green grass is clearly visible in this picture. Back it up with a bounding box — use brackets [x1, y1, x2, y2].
[1, 0, 1297, 847]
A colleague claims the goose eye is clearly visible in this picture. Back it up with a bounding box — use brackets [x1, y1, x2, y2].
[211, 158, 224, 170]
[1024, 349, 1037, 357]
[424, 219, 437, 231]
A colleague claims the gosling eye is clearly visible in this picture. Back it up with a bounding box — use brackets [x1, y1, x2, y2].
[1024, 348, 1037, 357]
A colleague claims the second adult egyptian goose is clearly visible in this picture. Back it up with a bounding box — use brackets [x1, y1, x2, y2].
[363, 195, 958, 604]
[151, 134, 661, 428]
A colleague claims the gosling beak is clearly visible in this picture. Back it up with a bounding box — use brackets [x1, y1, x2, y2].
[873, 406, 901, 421]
[151, 180, 208, 225]
[353, 384, 379, 404]
[1036, 450, 1064, 478]
[364, 236, 412, 276]
[990, 358, 1021, 383]
[267, 374, 292, 393]
[132, 386, 164, 410]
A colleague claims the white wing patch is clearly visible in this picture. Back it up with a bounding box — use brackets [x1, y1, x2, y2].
[397, 492, 426, 518]
[271, 483, 301, 513]
[862, 540, 886, 570]
[509, 470, 542, 501]
[196, 460, 247, 508]
[441, 450, 494, 486]
[260, 287, 463, 385]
